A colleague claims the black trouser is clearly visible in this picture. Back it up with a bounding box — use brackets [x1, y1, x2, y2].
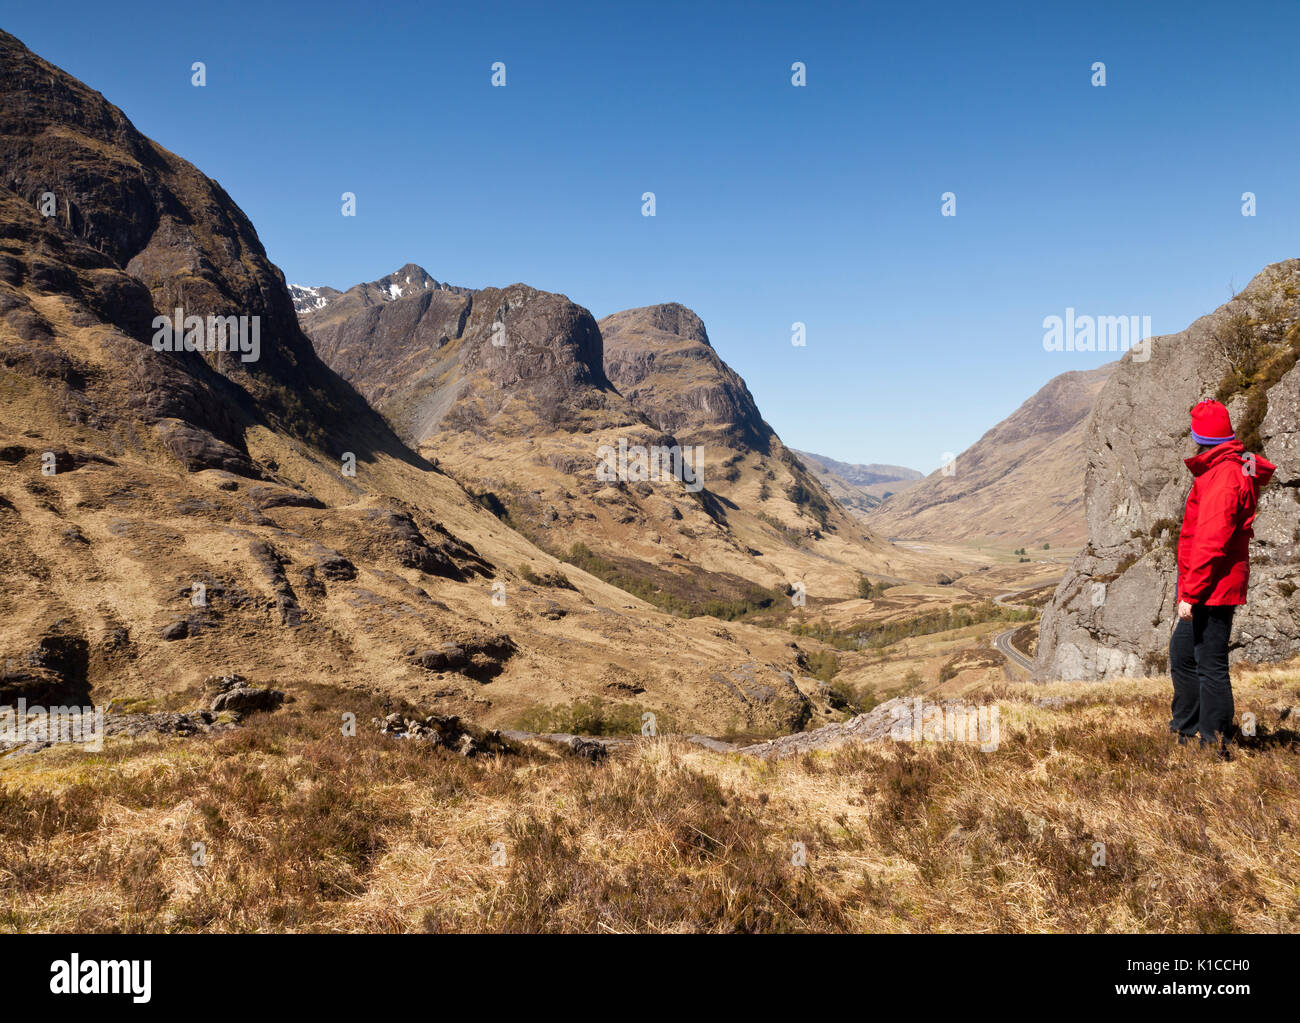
[1169, 604, 1236, 744]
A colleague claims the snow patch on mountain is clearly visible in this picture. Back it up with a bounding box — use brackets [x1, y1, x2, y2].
[288, 284, 334, 316]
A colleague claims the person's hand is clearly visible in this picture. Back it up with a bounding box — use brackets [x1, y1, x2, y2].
[1178, 600, 1193, 621]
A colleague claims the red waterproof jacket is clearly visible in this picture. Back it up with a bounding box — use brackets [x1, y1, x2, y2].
[1177, 439, 1275, 606]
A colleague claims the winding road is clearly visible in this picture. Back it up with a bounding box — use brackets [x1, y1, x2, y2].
[993, 625, 1035, 671]
[990, 578, 1064, 675]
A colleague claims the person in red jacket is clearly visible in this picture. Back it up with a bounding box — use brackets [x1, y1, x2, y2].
[1169, 400, 1275, 750]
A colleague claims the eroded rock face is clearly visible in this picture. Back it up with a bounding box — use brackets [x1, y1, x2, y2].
[300, 271, 636, 440]
[0, 621, 90, 704]
[1036, 260, 1300, 680]
[0, 28, 401, 457]
[709, 664, 812, 734]
[600, 303, 775, 453]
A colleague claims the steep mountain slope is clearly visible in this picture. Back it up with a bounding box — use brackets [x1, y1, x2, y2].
[0, 29, 842, 736]
[1036, 263, 1300, 679]
[867, 364, 1115, 545]
[288, 283, 341, 316]
[597, 303, 941, 588]
[299, 285, 944, 604]
[599, 303, 772, 452]
[789, 450, 922, 515]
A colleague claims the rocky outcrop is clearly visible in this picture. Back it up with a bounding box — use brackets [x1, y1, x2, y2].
[0, 620, 90, 704]
[0, 28, 402, 459]
[736, 695, 999, 758]
[377, 711, 512, 757]
[301, 269, 635, 440]
[1036, 261, 1300, 680]
[409, 632, 516, 682]
[710, 664, 812, 733]
[600, 303, 775, 452]
[208, 674, 286, 717]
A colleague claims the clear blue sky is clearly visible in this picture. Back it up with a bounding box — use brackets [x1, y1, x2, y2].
[8, 1, 1298, 471]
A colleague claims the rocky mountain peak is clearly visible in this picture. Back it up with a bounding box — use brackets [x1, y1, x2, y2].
[287, 283, 341, 316]
[600, 303, 772, 452]
[624, 302, 712, 347]
[290, 264, 473, 319]
[299, 272, 624, 442]
[368, 263, 471, 303]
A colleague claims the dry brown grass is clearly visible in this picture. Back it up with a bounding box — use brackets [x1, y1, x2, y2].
[2, 668, 1299, 933]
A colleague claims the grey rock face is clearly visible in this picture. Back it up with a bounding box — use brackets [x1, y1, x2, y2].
[300, 271, 635, 441]
[735, 695, 997, 758]
[599, 303, 776, 453]
[377, 711, 512, 757]
[1036, 260, 1300, 680]
[708, 664, 812, 733]
[209, 681, 285, 716]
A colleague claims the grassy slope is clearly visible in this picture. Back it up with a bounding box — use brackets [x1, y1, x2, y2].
[2, 665, 1298, 933]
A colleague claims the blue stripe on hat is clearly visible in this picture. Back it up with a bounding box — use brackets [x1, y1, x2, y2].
[1192, 430, 1234, 445]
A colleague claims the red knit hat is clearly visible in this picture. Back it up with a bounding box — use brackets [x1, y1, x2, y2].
[1189, 400, 1234, 445]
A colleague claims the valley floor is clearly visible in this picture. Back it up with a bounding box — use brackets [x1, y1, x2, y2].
[2, 665, 1298, 933]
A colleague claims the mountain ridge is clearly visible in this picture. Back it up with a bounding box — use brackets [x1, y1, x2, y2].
[789, 450, 922, 515]
[297, 276, 945, 598]
[0, 30, 863, 735]
[866, 364, 1115, 545]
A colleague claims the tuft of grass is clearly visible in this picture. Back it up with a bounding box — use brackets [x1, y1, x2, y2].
[1148, 517, 1180, 548]
[1212, 299, 1300, 453]
[518, 563, 576, 589]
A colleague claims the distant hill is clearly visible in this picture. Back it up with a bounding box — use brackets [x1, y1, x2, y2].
[789, 451, 922, 514]
[866, 364, 1115, 545]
